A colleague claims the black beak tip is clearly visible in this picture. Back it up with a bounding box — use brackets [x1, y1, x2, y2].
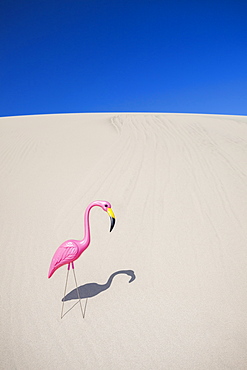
[110, 217, 115, 232]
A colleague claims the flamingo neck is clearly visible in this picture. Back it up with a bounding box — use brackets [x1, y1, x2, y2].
[79, 201, 98, 248]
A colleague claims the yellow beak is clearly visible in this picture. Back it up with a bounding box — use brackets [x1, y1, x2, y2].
[107, 208, 116, 232]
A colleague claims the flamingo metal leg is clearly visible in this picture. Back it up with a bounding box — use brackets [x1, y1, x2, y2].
[72, 263, 86, 318]
[61, 263, 87, 319]
[61, 264, 70, 319]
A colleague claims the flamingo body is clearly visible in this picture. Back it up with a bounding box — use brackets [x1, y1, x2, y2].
[48, 201, 115, 278]
[48, 240, 86, 278]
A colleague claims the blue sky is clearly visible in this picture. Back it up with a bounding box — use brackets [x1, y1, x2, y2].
[1, 0, 247, 117]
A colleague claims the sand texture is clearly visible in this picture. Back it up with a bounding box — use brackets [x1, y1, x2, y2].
[0, 113, 247, 369]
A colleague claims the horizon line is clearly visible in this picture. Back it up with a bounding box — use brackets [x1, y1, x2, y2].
[1, 111, 247, 120]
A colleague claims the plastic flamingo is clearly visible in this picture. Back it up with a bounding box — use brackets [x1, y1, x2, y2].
[48, 200, 116, 318]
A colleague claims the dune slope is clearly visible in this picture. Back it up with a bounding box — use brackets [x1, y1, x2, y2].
[0, 113, 247, 369]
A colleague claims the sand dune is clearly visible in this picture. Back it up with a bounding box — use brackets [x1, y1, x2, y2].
[0, 113, 247, 369]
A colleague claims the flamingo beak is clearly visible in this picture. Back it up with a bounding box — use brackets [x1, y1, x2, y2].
[107, 208, 116, 232]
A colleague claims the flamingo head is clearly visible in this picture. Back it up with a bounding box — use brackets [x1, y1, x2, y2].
[97, 200, 116, 232]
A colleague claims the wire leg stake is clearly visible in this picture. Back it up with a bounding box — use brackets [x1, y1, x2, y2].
[61, 265, 70, 319]
[72, 264, 86, 318]
[60, 263, 87, 319]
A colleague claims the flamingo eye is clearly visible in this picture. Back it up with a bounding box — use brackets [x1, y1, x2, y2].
[105, 204, 108, 208]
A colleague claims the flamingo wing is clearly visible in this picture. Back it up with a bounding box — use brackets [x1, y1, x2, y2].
[48, 240, 78, 278]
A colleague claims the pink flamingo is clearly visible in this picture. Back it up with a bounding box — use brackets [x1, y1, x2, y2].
[48, 200, 116, 318]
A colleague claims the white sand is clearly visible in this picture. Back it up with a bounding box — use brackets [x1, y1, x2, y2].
[0, 113, 247, 369]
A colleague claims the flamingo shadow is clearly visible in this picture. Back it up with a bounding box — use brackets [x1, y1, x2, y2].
[62, 269, 136, 302]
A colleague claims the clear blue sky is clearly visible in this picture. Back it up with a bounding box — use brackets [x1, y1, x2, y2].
[1, 0, 247, 117]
